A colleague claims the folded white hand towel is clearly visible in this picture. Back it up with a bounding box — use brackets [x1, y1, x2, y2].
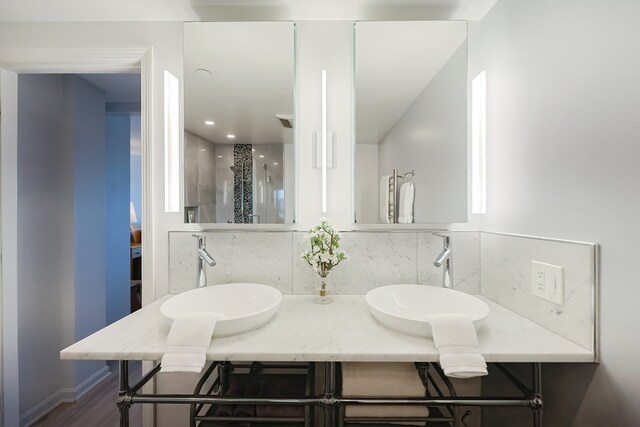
[342, 362, 428, 422]
[398, 182, 414, 224]
[379, 175, 392, 223]
[161, 312, 224, 373]
[427, 313, 487, 379]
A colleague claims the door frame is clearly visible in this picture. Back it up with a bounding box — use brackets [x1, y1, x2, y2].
[0, 47, 155, 427]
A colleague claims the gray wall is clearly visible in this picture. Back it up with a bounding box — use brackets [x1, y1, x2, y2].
[16, 74, 112, 422]
[130, 115, 142, 225]
[476, 1, 640, 425]
[67, 75, 108, 388]
[17, 74, 69, 417]
[378, 41, 468, 223]
[184, 129, 216, 222]
[105, 114, 131, 325]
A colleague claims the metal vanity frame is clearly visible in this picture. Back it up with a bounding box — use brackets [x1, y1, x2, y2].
[116, 360, 544, 427]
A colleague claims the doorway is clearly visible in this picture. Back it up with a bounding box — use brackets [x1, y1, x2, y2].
[79, 72, 144, 318]
[1, 65, 149, 426]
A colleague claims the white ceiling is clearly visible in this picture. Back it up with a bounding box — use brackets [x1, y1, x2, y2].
[355, 21, 467, 144]
[0, 1, 498, 22]
[183, 22, 294, 145]
[78, 73, 141, 103]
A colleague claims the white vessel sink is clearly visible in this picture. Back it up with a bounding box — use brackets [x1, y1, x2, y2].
[161, 283, 282, 337]
[365, 284, 490, 338]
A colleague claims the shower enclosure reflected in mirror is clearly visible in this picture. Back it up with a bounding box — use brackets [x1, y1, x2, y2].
[353, 21, 469, 224]
[183, 22, 295, 224]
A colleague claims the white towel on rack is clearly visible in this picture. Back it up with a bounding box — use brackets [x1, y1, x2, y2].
[379, 175, 391, 223]
[426, 313, 488, 378]
[398, 182, 414, 224]
[160, 312, 224, 373]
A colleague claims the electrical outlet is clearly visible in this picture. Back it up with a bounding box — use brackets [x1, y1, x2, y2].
[536, 270, 545, 290]
[531, 261, 564, 305]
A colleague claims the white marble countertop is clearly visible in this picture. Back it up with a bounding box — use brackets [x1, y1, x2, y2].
[61, 295, 595, 363]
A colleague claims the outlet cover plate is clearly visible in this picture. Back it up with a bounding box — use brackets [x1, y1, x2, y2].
[531, 261, 564, 305]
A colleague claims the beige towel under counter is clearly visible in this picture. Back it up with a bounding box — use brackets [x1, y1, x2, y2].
[341, 362, 428, 422]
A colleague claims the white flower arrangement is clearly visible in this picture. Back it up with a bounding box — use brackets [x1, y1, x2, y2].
[301, 218, 348, 277]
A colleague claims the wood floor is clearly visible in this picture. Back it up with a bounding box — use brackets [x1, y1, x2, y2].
[32, 362, 143, 427]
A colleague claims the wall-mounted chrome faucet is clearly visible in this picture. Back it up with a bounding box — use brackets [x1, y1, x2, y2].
[193, 234, 216, 288]
[433, 234, 453, 289]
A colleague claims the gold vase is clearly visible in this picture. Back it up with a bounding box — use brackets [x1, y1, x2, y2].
[314, 269, 333, 304]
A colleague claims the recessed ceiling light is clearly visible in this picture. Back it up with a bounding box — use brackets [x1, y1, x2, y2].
[259, 155, 265, 158]
[252, 148, 256, 152]
[227, 134, 235, 139]
[217, 155, 223, 158]
[273, 162, 279, 165]
[195, 68, 212, 77]
[204, 120, 215, 126]
[200, 148, 207, 152]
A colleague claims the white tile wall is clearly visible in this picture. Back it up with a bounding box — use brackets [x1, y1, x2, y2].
[292, 232, 418, 295]
[417, 232, 481, 294]
[169, 231, 481, 295]
[480, 233, 596, 351]
[169, 232, 293, 294]
[169, 230, 596, 350]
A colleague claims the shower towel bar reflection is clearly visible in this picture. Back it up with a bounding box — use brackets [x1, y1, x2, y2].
[116, 361, 544, 427]
[388, 169, 415, 223]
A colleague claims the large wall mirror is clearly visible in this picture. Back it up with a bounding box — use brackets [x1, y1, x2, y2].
[183, 22, 295, 224]
[353, 21, 468, 224]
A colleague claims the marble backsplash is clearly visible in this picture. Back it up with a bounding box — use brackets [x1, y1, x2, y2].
[169, 231, 481, 296]
[169, 230, 597, 352]
[480, 233, 597, 351]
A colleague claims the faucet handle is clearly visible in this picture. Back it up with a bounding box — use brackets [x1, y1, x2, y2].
[432, 232, 451, 245]
[192, 234, 205, 247]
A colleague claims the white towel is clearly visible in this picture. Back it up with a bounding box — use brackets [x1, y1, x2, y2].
[161, 312, 224, 373]
[379, 175, 392, 223]
[427, 313, 487, 379]
[342, 362, 428, 422]
[398, 182, 414, 224]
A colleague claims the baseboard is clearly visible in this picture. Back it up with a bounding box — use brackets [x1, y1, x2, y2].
[74, 365, 111, 401]
[21, 365, 111, 427]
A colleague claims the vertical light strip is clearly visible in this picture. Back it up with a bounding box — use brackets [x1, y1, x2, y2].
[321, 69, 327, 213]
[471, 71, 487, 214]
[164, 70, 180, 212]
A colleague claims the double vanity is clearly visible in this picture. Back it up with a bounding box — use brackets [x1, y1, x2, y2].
[61, 283, 593, 362]
[62, 19, 596, 427]
[61, 283, 594, 426]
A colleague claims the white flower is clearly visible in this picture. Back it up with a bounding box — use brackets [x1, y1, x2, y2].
[300, 217, 348, 277]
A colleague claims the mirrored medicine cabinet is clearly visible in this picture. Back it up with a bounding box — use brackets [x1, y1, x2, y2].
[183, 22, 296, 224]
[353, 21, 469, 225]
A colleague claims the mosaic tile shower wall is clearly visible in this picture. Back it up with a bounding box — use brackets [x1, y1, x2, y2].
[233, 144, 254, 223]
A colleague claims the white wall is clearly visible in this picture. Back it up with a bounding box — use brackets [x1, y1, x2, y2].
[354, 144, 378, 224]
[0, 85, 5, 426]
[378, 41, 468, 223]
[295, 21, 354, 230]
[476, 1, 640, 425]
